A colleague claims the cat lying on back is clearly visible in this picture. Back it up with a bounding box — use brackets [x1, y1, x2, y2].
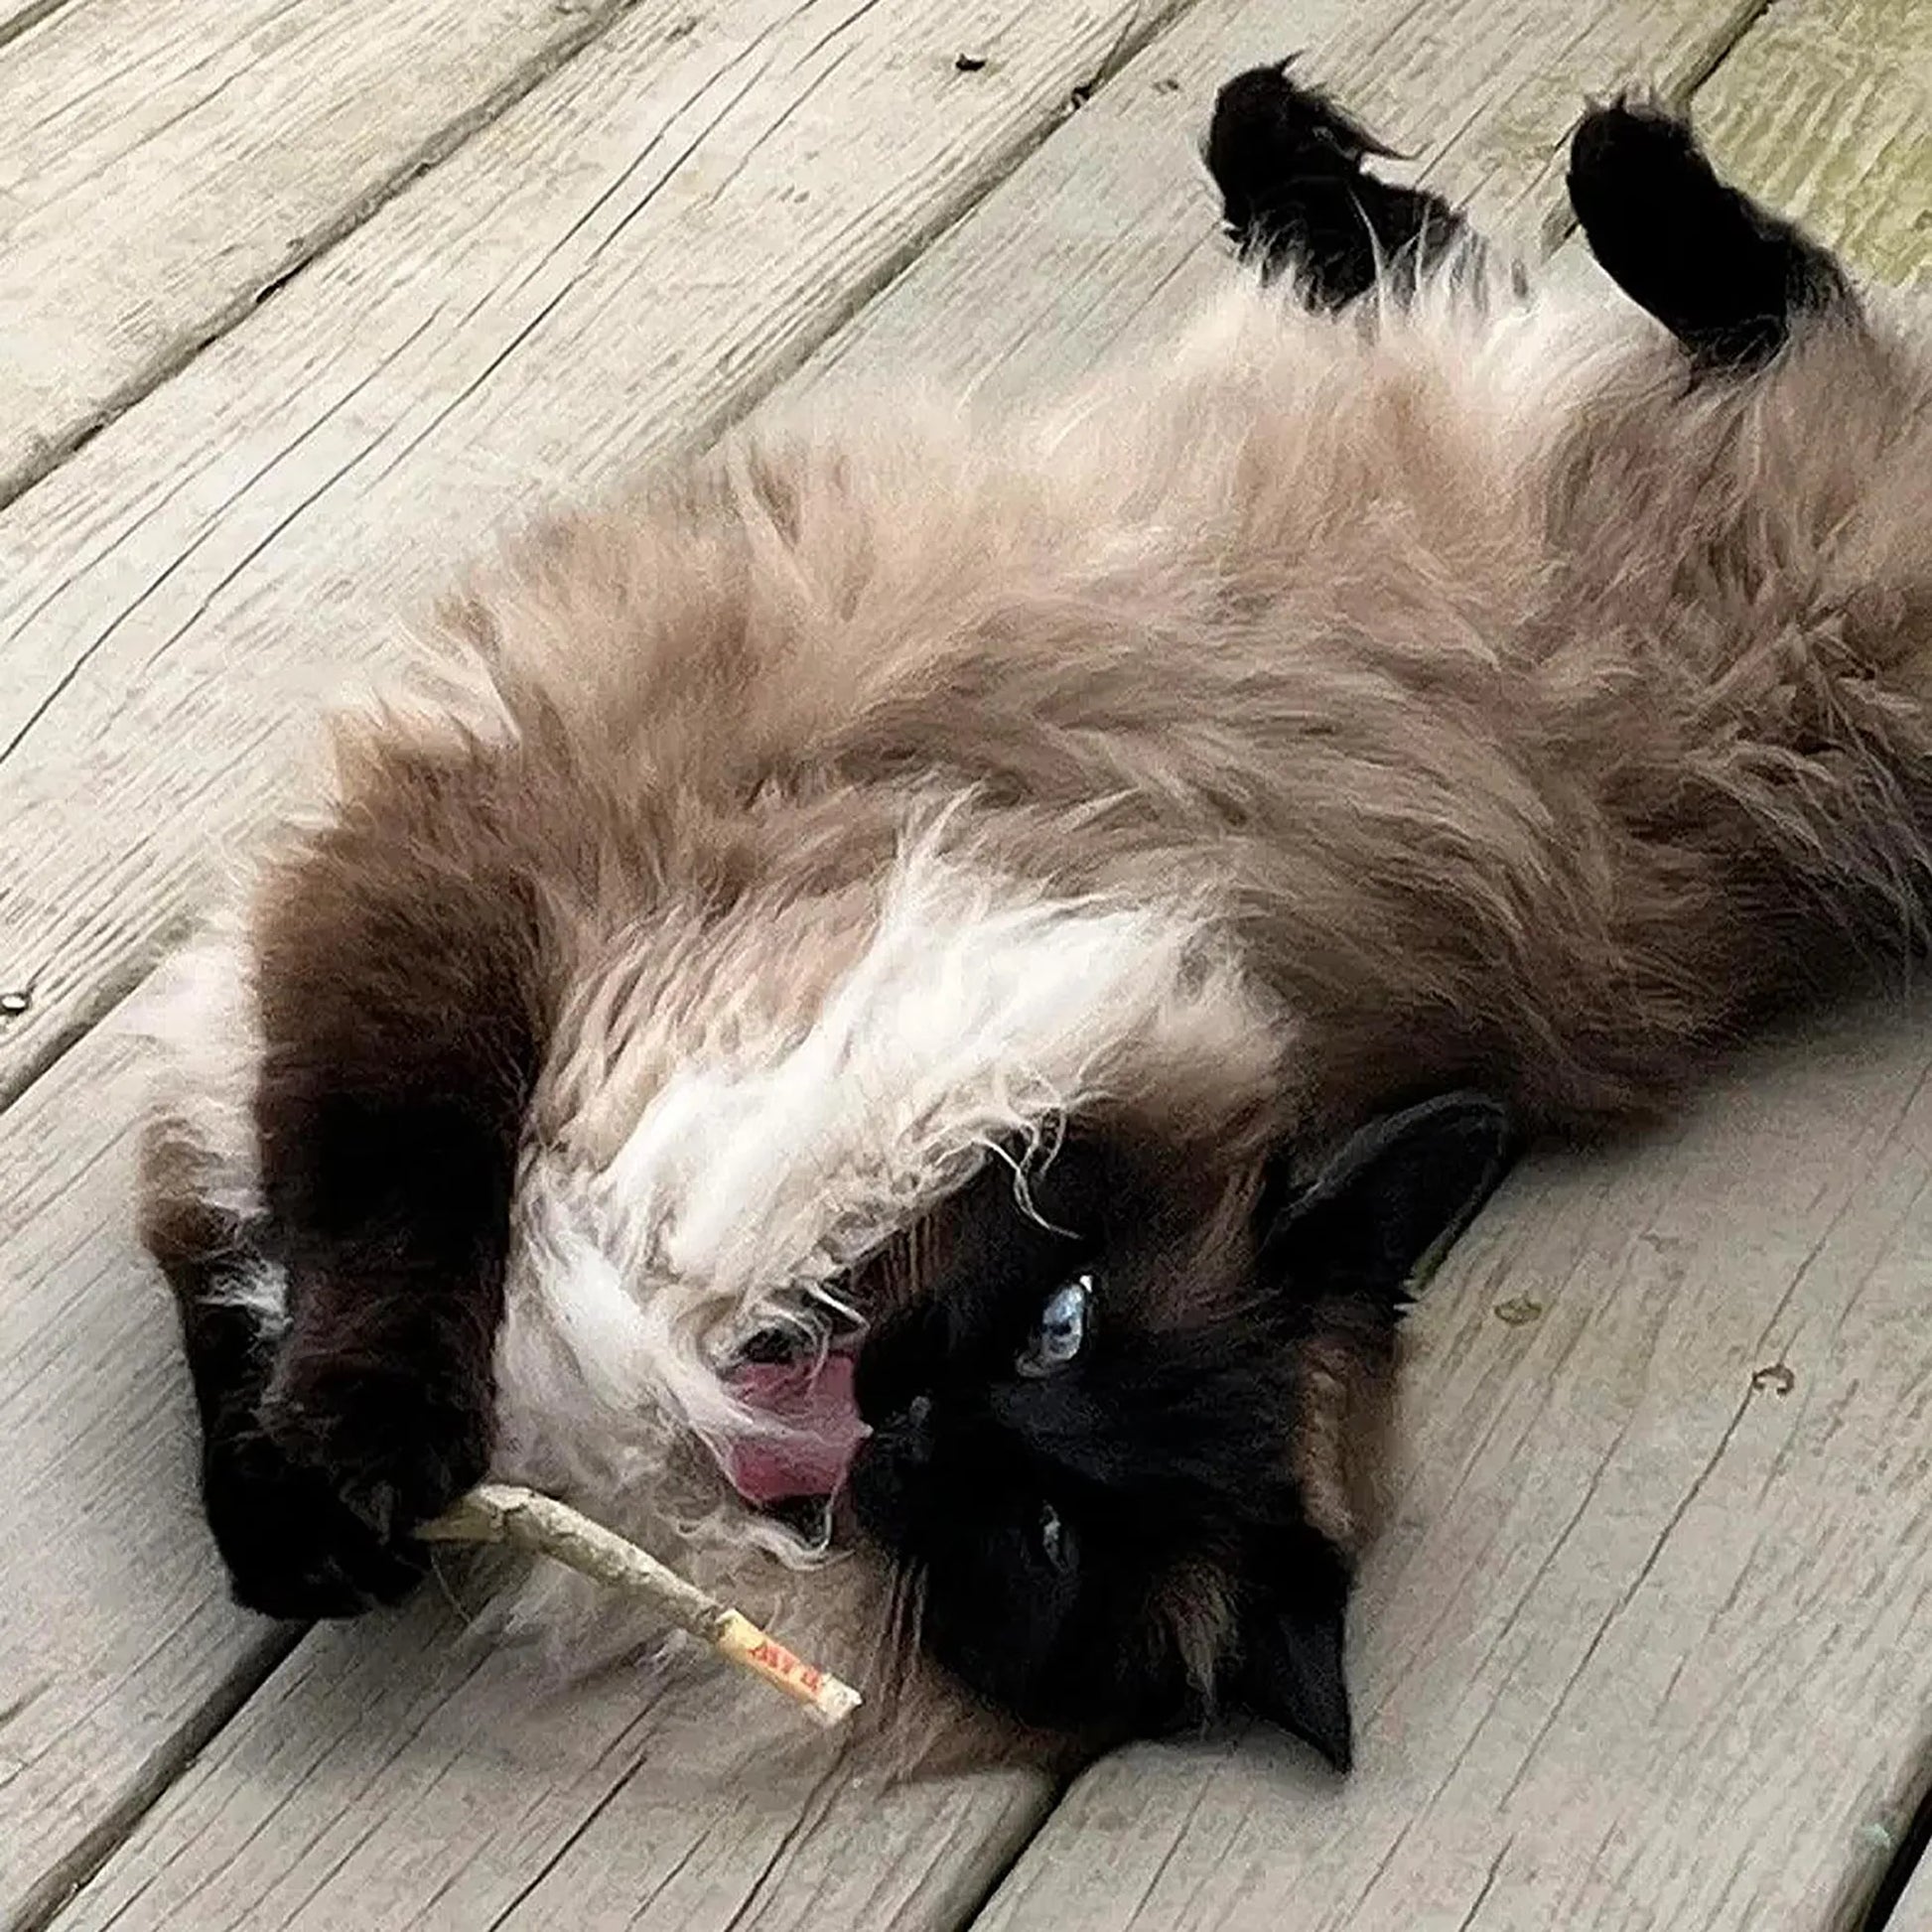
[138, 68, 1932, 1772]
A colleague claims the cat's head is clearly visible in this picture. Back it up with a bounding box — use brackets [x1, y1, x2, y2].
[841, 1090, 1509, 1769]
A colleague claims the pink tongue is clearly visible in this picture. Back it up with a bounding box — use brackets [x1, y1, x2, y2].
[721, 1351, 868, 1506]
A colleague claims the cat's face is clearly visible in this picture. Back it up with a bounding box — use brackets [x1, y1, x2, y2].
[844, 1092, 1510, 1767]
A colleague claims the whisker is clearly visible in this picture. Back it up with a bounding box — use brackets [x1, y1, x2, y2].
[875, 1556, 928, 1709]
[904, 1565, 929, 1673]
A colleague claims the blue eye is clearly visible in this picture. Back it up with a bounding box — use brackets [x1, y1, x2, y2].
[1018, 1271, 1092, 1378]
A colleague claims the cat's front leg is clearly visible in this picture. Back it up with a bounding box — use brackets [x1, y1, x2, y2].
[144, 751, 548, 1617]
[251, 765, 547, 1587]
[139, 1132, 433, 1617]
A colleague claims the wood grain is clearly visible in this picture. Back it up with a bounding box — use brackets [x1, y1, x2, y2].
[0, 0, 1180, 1108]
[0, 0, 663, 498]
[50, 1585, 1048, 1932]
[976, 995, 1932, 1932]
[1695, 0, 1931, 286]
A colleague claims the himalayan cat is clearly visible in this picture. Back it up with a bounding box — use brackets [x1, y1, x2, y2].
[136, 66, 1932, 1774]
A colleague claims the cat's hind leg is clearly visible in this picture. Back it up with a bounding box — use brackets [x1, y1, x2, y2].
[1202, 58, 1478, 308]
[1566, 96, 1853, 371]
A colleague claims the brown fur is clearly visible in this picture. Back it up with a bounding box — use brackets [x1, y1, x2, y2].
[137, 186, 1932, 1752]
[360, 304, 1932, 1140]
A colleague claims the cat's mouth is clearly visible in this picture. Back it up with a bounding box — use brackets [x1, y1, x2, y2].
[718, 1330, 870, 1508]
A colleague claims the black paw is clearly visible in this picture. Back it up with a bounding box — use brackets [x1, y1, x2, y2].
[1567, 96, 1848, 369]
[263, 1352, 491, 1537]
[1203, 58, 1469, 308]
[203, 1357, 489, 1620]
[1205, 58, 1403, 229]
[203, 1427, 430, 1620]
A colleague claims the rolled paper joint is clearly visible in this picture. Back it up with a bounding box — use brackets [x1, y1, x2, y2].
[418, 1481, 862, 1727]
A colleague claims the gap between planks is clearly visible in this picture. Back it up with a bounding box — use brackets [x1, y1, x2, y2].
[0, 0, 669, 511]
[1868, 1773, 1932, 1932]
[0, 0, 71, 57]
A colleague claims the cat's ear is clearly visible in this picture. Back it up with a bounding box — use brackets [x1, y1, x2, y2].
[1266, 1090, 1512, 1306]
[1233, 1585, 1354, 1771]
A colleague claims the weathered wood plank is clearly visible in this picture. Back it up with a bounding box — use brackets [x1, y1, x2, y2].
[1695, 0, 1931, 286]
[0, 0, 663, 498]
[0, 0, 1179, 1107]
[975, 994, 1932, 1932]
[0, 1020, 297, 1932]
[50, 1574, 1048, 1932]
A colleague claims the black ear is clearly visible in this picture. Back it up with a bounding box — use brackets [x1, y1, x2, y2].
[1268, 1091, 1513, 1305]
[1234, 1585, 1354, 1771]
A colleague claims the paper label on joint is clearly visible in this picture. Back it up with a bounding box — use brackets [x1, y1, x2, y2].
[715, 1610, 860, 1723]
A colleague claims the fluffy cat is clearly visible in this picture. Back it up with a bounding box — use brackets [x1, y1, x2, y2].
[136, 69, 1932, 1773]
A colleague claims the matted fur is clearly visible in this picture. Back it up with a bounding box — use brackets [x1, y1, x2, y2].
[139, 195, 1932, 1754]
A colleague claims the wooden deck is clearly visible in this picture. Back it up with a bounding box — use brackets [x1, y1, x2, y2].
[1, 1, 1928, 1926]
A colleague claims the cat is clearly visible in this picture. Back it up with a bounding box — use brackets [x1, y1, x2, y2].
[136, 67, 1932, 1774]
